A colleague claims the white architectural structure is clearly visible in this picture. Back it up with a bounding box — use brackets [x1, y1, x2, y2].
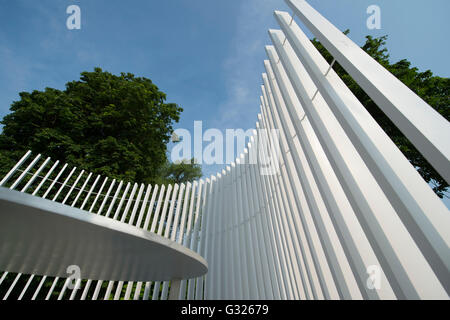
[0, 0, 448, 300]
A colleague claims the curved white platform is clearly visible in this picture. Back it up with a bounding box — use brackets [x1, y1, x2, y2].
[0, 188, 208, 282]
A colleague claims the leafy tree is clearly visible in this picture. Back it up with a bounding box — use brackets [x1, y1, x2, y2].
[0, 68, 196, 184]
[312, 32, 449, 198]
[156, 158, 202, 185]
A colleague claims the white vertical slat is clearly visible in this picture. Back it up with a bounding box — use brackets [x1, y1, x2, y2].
[142, 185, 167, 299]
[213, 173, 223, 300]
[113, 281, 124, 300]
[103, 281, 114, 300]
[2, 273, 22, 300]
[237, 157, 261, 299]
[176, 182, 192, 244]
[80, 279, 92, 300]
[242, 149, 268, 299]
[133, 282, 143, 300]
[94, 178, 113, 215]
[142, 282, 152, 301]
[163, 184, 182, 239]
[226, 164, 239, 299]
[114, 182, 140, 300]
[57, 277, 72, 300]
[171, 183, 188, 242]
[150, 185, 168, 233]
[216, 171, 226, 299]
[135, 184, 152, 228]
[186, 179, 205, 300]
[45, 277, 60, 300]
[0, 272, 8, 287]
[178, 181, 196, 300]
[119, 183, 138, 223]
[131, 183, 153, 300]
[91, 280, 103, 300]
[204, 175, 220, 300]
[58, 170, 82, 204]
[142, 185, 159, 230]
[0, 150, 32, 186]
[80, 174, 101, 210]
[238, 156, 254, 299]
[161, 183, 185, 300]
[32, 160, 60, 196]
[123, 281, 134, 300]
[236, 163, 253, 299]
[43, 164, 69, 199]
[71, 172, 93, 207]
[112, 182, 131, 220]
[68, 279, 82, 300]
[31, 276, 46, 300]
[9, 154, 41, 190]
[217, 170, 227, 299]
[127, 183, 145, 226]
[207, 174, 221, 299]
[61, 169, 84, 204]
[20, 157, 51, 192]
[151, 184, 175, 300]
[229, 165, 245, 299]
[140, 185, 162, 300]
[18, 274, 35, 300]
[103, 180, 121, 217]
[195, 178, 212, 300]
[222, 168, 234, 300]
[88, 177, 109, 213]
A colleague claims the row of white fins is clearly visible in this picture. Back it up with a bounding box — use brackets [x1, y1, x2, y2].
[200, 0, 449, 300]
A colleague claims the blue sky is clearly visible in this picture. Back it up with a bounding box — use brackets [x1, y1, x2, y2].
[0, 0, 448, 204]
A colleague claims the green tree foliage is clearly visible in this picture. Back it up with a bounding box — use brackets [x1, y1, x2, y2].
[312, 32, 449, 198]
[156, 158, 203, 185]
[0, 68, 200, 184]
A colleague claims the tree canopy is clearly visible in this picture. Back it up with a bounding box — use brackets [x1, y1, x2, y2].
[0, 68, 202, 184]
[312, 32, 449, 198]
[156, 158, 203, 185]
